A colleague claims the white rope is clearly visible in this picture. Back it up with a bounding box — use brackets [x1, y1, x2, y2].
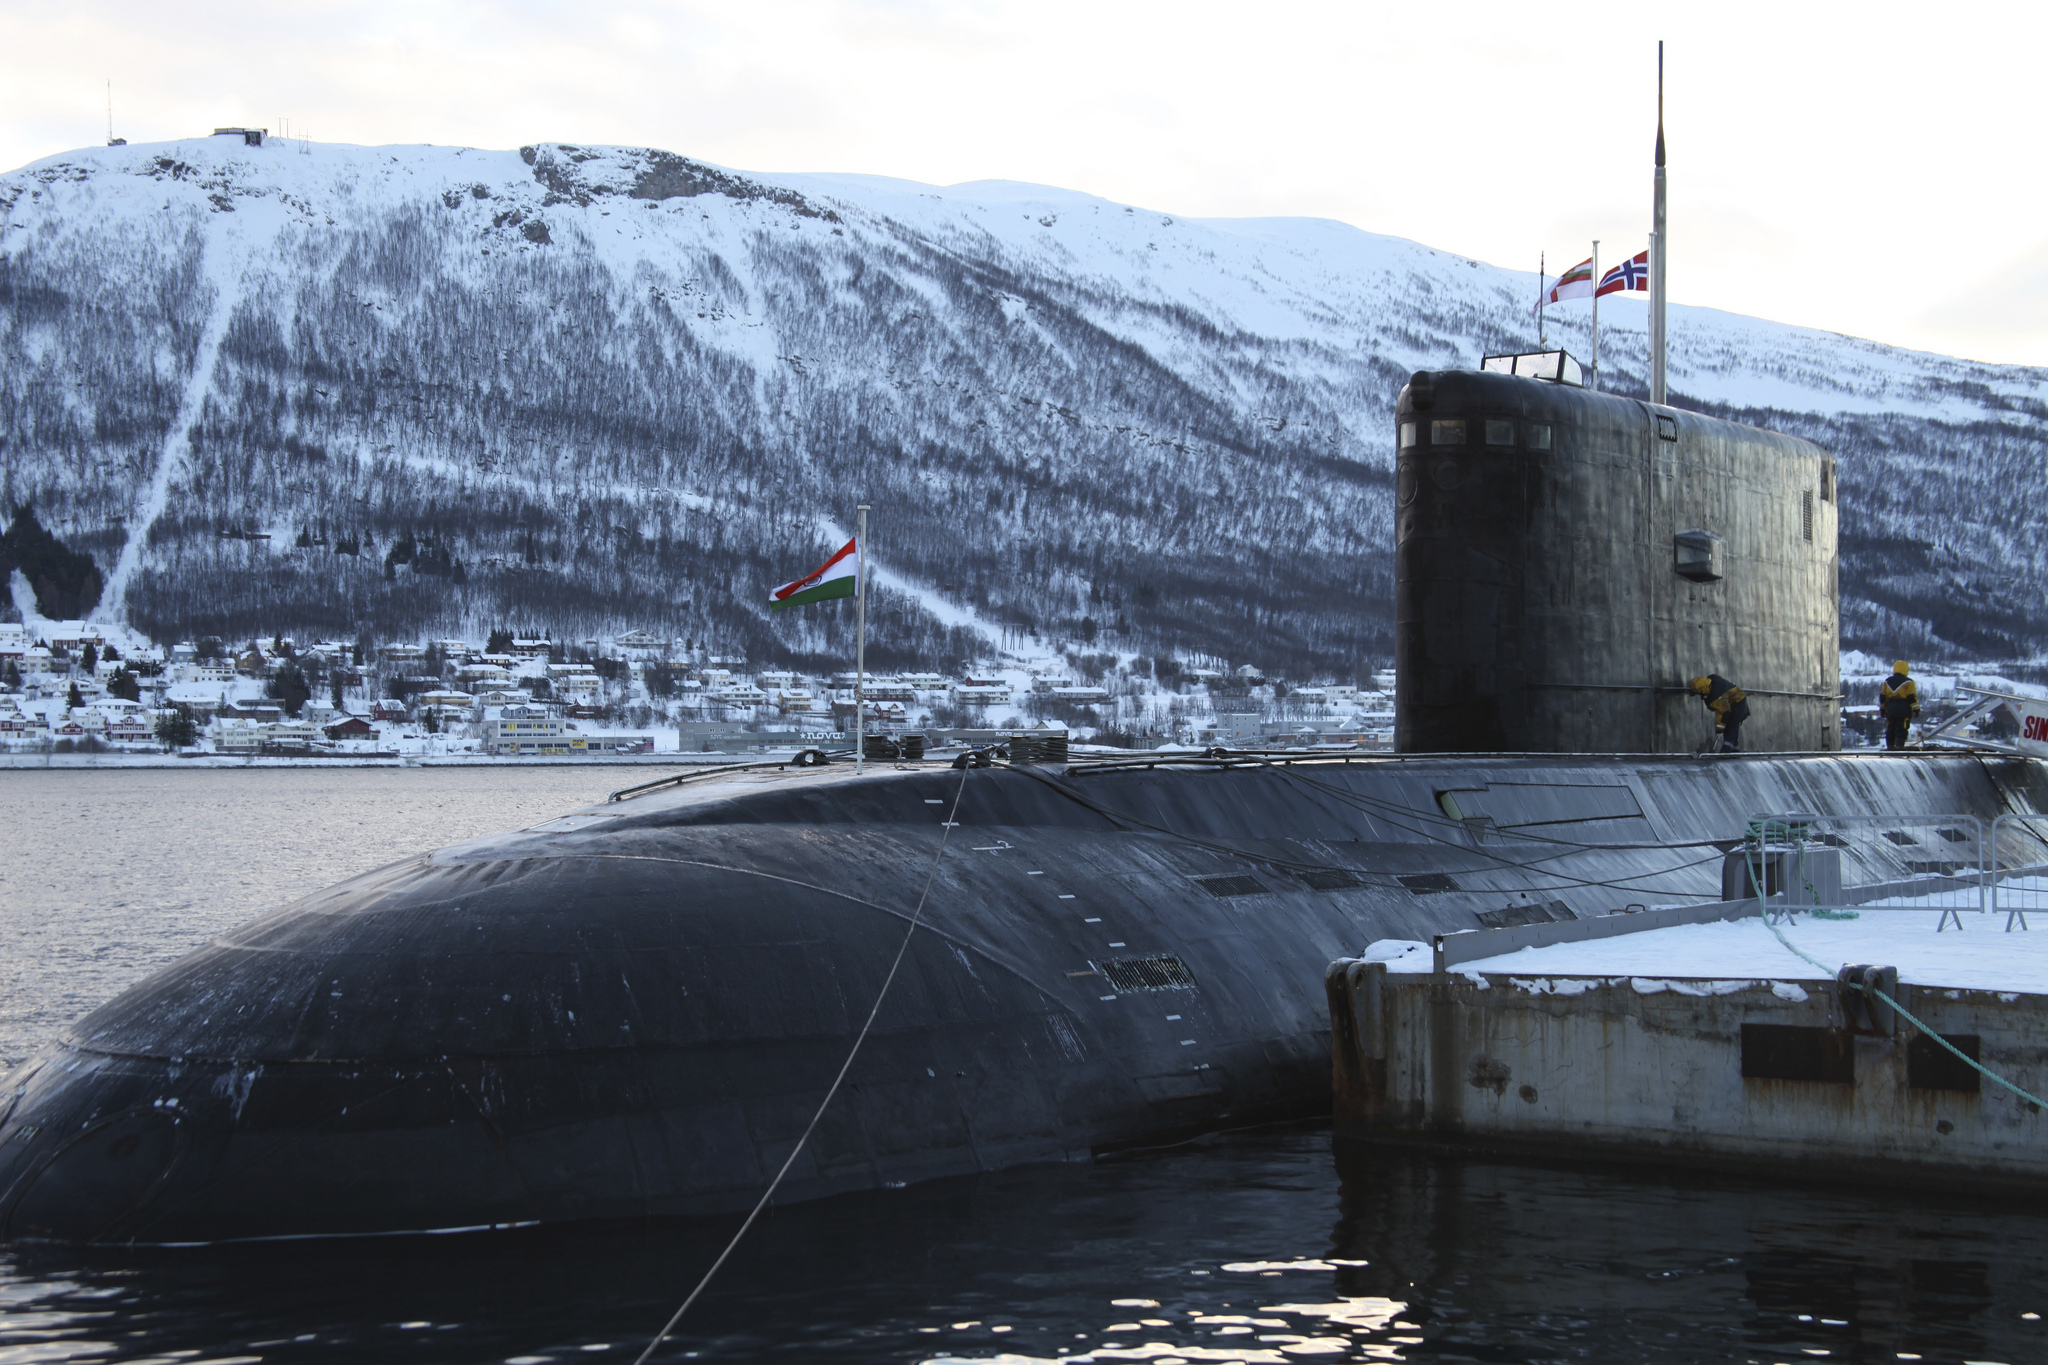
[630, 763, 974, 1365]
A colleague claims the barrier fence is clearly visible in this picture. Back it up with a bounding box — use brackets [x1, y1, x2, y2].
[1741, 812, 2003, 932]
[1989, 813, 2048, 931]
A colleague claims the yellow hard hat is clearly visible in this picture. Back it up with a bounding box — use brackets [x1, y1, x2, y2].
[1894, 660, 1910, 674]
[1689, 676, 1712, 695]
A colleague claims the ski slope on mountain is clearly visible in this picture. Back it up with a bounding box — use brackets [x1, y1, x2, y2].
[2, 135, 2044, 671]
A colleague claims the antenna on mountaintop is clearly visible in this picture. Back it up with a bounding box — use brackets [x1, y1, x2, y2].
[105, 80, 125, 146]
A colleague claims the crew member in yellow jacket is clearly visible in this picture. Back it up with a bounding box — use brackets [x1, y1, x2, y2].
[1690, 674, 1750, 753]
[1878, 660, 1919, 751]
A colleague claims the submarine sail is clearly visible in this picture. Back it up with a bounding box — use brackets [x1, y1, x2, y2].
[1396, 359, 1839, 755]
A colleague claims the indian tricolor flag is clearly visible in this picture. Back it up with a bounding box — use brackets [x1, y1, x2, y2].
[769, 537, 860, 610]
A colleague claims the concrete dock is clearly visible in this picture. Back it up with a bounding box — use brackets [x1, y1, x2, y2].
[1328, 909, 2048, 1191]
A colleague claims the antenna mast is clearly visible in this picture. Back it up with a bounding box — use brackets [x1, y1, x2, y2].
[1590, 239, 1601, 392]
[105, 81, 123, 146]
[1649, 41, 1667, 406]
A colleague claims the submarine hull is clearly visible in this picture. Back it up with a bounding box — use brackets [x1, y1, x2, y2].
[3, 751, 2040, 1243]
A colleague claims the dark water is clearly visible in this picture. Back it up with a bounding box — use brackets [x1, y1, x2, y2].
[1, 1126, 2043, 1364]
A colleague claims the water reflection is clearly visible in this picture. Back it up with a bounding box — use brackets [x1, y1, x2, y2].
[0, 1127, 2042, 1364]
[1325, 1140, 2038, 1365]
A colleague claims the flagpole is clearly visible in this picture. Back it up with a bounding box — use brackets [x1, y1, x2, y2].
[1589, 239, 1601, 391]
[1650, 40, 1667, 406]
[854, 503, 869, 775]
[1537, 251, 1546, 346]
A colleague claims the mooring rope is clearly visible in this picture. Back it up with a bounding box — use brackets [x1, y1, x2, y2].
[1756, 904, 2048, 1112]
[630, 762, 974, 1365]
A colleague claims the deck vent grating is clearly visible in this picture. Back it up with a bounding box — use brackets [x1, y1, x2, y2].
[1193, 874, 1268, 898]
[1936, 828, 1973, 844]
[1298, 869, 1363, 892]
[1906, 859, 1966, 876]
[1098, 955, 1197, 993]
[1397, 872, 1460, 894]
[1882, 830, 1919, 846]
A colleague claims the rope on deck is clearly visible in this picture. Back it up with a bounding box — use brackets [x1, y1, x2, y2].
[1758, 908, 2048, 1113]
[629, 761, 975, 1365]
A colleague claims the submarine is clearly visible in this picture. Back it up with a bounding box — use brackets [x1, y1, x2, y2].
[5, 355, 2042, 1245]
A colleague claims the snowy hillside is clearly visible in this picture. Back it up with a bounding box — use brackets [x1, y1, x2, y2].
[3, 135, 2045, 674]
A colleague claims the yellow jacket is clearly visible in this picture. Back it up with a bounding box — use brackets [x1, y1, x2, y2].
[1878, 669, 1919, 718]
[1689, 675, 1748, 729]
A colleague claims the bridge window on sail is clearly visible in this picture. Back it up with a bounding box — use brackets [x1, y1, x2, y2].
[1399, 422, 1418, 449]
[1431, 420, 1465, 446]
[1657, 414, 1679, 441]
[1524, 423, 1551, 451]
[1484, 419, 1515, 447]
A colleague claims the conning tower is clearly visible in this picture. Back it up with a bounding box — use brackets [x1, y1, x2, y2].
[1395, 353, 1839, 754]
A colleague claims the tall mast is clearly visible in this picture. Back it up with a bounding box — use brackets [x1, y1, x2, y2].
[1650, 41, 1667, 406]
[1537, 251, 1546, 347]
[854, 504, 869, 775]
[1589, 240, 1601, 391]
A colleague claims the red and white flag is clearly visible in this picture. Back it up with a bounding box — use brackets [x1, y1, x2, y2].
[1534, 256, 1596, 312]
[1596, 251, 1650, 296]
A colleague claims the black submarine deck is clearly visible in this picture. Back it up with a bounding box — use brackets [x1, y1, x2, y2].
[2, 749, 2039, 1244]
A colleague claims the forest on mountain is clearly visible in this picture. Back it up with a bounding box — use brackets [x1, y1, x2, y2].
[2, 138, 2044, 675]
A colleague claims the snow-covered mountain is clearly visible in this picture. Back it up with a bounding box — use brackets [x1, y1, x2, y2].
[3, 135, 2045, 675]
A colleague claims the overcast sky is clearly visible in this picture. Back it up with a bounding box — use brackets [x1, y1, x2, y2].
[5, 1, 2044, 367]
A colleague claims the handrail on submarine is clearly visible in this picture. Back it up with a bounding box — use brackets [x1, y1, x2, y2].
[601, 743, 1393, 805]
[608, 751, 854, 802]
[611, 739, 2008, 803]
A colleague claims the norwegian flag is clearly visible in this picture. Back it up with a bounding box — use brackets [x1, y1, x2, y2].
[1597, 251, 1650, 297]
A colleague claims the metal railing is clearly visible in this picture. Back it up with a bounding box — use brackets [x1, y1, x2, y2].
[1741, 812, 1992, 931]
[1988, 813, 2048, 931]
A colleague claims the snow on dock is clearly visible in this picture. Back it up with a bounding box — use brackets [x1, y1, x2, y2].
[1367, 907, 2048, 996]
[1330, 897, 2048, 1190]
